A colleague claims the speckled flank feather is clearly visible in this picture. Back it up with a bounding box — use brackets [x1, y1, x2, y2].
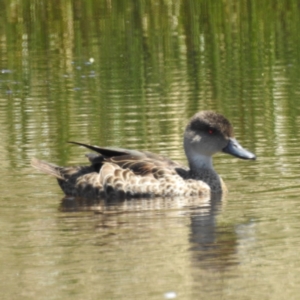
[97, 163, 210, 197]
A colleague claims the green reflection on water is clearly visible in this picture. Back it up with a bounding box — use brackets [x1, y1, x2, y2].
[0, 0, 300, 164]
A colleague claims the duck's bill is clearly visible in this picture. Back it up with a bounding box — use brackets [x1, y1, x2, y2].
[222, 138, 256, 160]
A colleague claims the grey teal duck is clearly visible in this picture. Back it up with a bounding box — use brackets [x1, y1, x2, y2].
[31, 111, 256, 199]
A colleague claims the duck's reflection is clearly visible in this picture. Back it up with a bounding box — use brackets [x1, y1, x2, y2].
[59, 193, 212, 212]
[189, 194, 222, 250]
[60, 193, 237, 271]
[189, 193, 238, 270]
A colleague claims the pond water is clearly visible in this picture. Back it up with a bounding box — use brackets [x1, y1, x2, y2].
[1, 1, 300, 299]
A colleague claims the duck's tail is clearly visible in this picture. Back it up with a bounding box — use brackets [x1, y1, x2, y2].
[31, 158, 64, 180]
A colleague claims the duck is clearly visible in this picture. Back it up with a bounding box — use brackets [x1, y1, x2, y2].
[31, 111, 256, 199]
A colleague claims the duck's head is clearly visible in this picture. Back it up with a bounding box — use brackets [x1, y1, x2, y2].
[184, 111, 256, 169]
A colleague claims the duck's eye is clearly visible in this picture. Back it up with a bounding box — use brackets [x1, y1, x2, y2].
[208, 129, 214, 134]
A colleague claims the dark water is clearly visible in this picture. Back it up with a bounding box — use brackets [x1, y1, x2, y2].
[1, 1, 300, 299]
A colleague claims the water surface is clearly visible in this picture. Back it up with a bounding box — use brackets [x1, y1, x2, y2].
[1, 1, 300, 299]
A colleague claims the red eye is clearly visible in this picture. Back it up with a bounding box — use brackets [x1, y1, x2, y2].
[208, 129, 214, 134]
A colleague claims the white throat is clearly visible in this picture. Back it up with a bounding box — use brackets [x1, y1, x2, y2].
[183, 134, 215, 172]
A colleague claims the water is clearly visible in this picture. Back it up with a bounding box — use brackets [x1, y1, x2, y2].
[1, 0, 300, 299]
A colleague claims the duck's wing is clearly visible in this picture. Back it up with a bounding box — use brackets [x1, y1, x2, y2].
[68, 141, 129, 157]
[69, 141, 184, 176]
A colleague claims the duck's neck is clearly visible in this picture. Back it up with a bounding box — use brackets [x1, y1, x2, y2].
[184, 148, 223, 192]
[187, 152, 214, 172]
